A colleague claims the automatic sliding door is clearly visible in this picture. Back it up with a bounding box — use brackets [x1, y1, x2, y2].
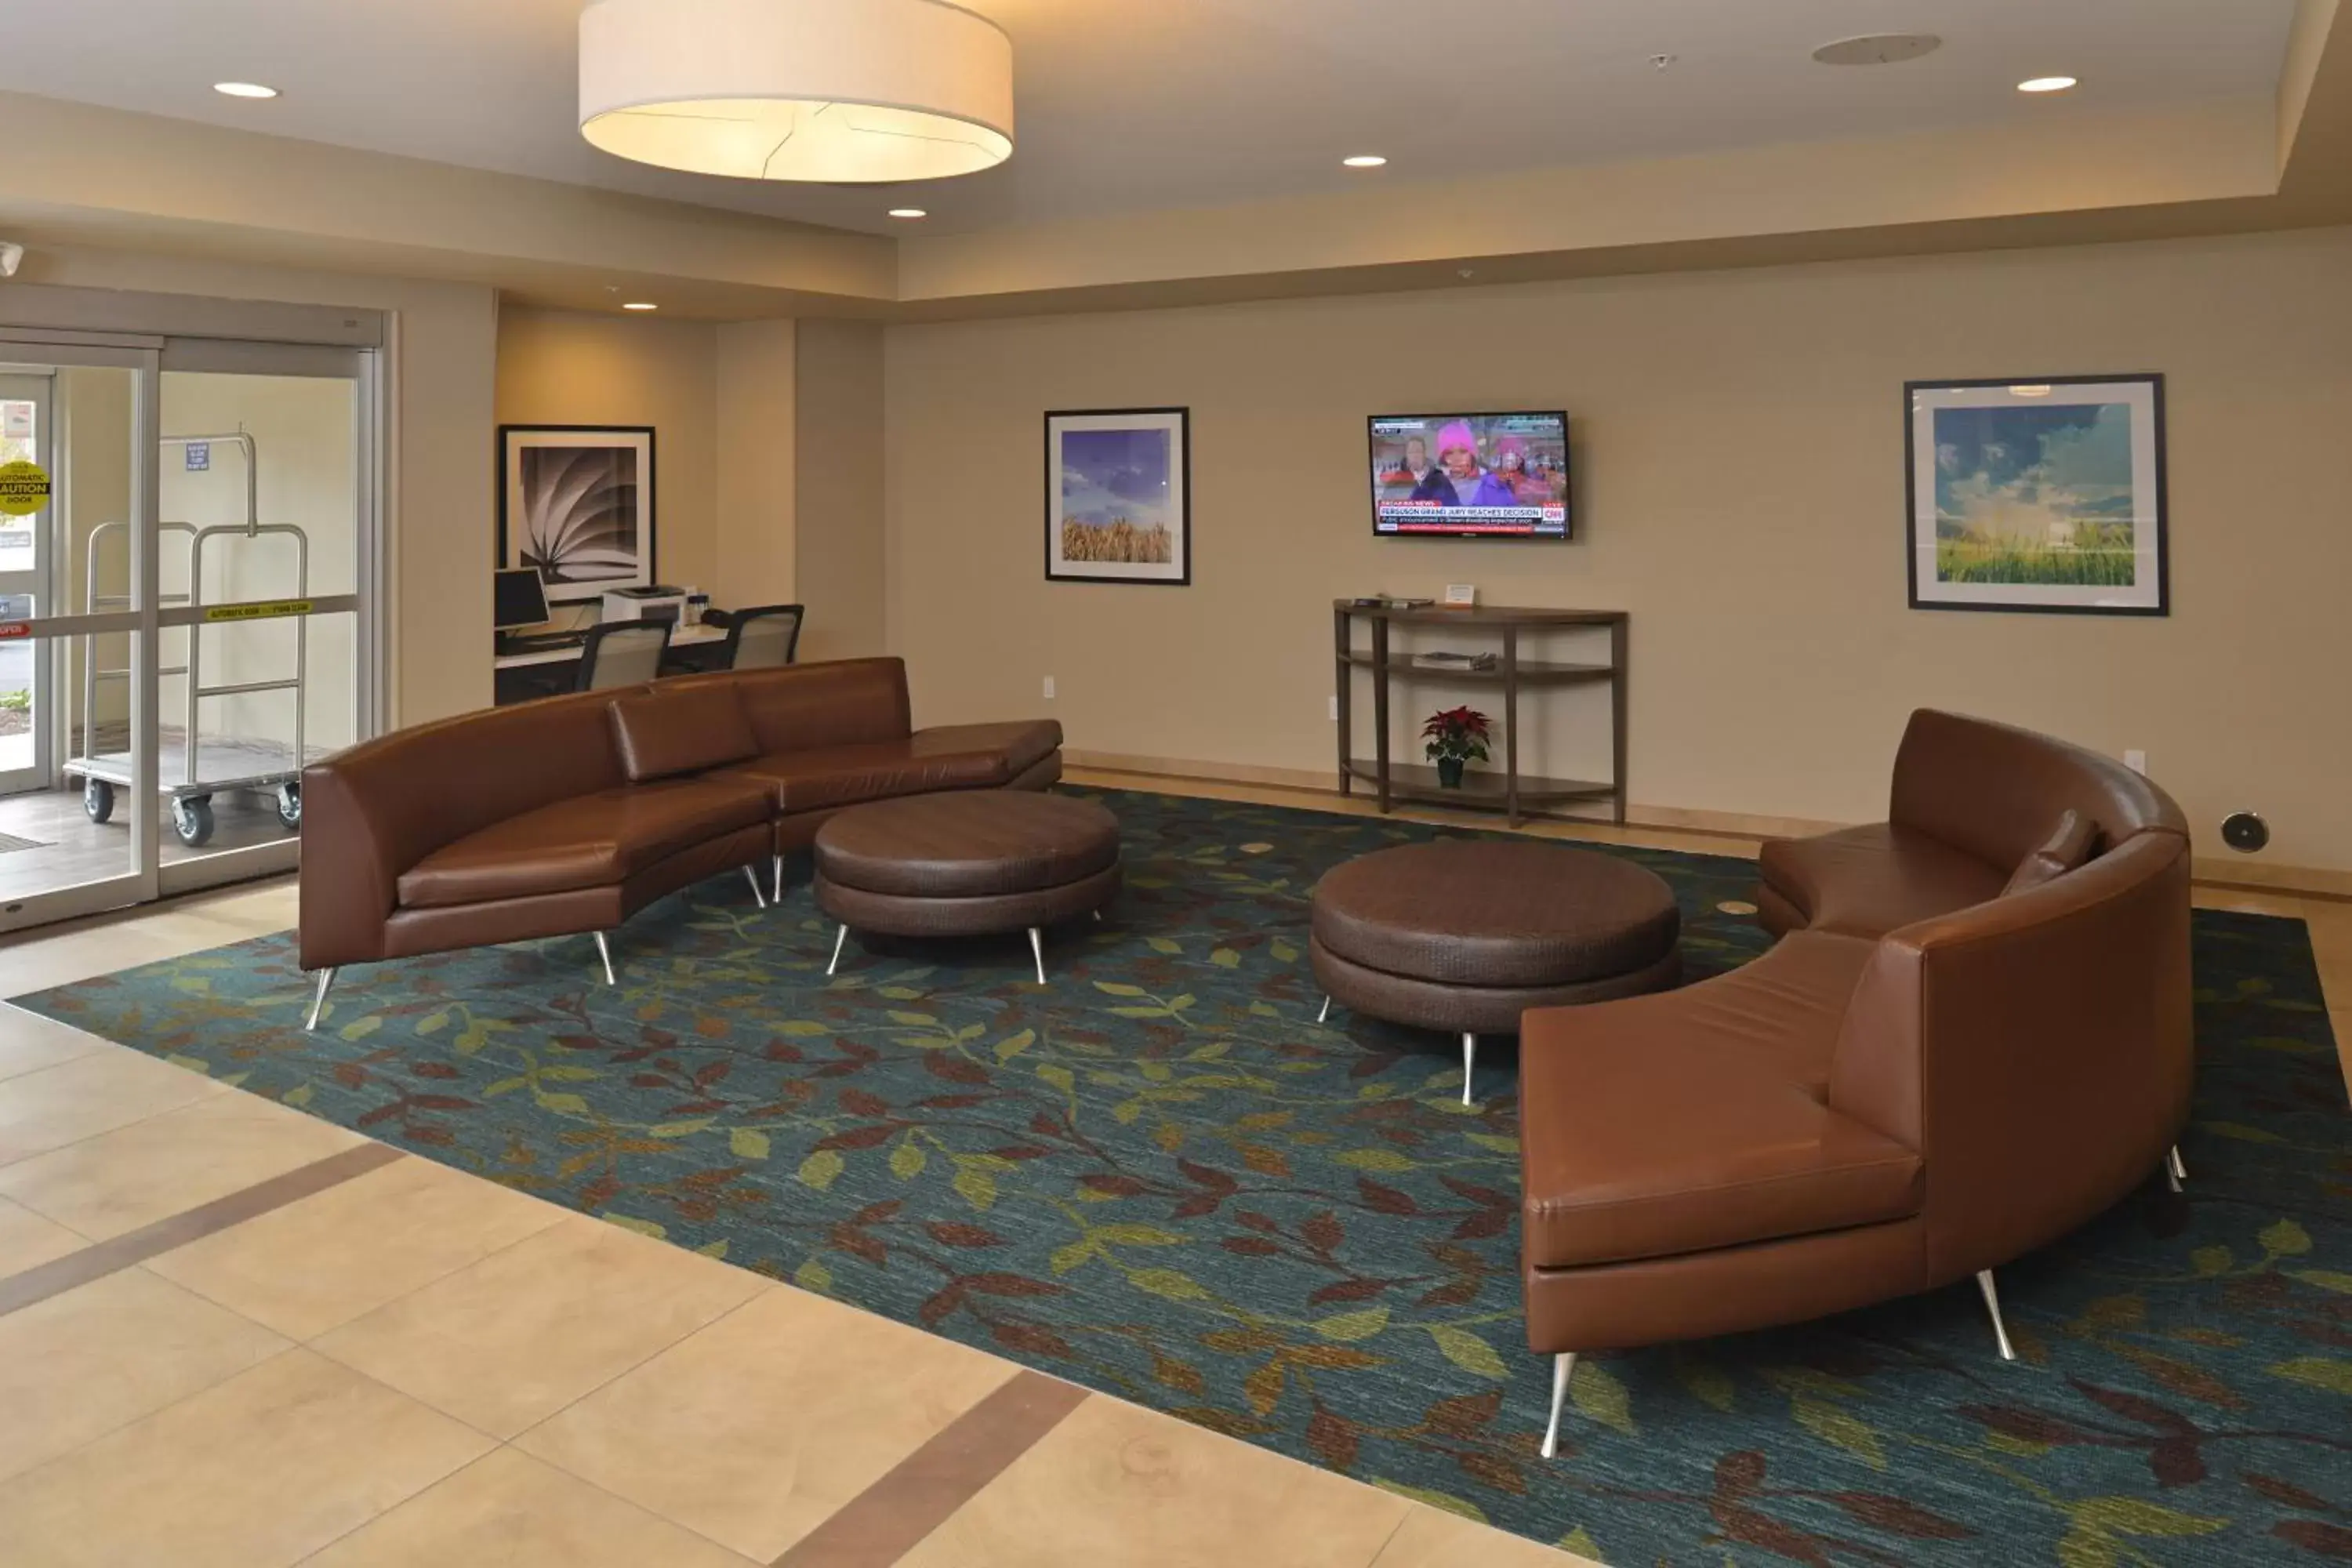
[153, 345, 372, 895]
[0, 343, 159, 933]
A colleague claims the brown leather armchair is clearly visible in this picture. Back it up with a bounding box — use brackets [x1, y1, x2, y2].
[297, 658, 1060, 1027]
[1517, 711, 2193, 1456]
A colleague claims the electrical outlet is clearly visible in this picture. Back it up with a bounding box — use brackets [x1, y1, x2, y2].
[1329, 695, 1339, 722]
[2124, 749, 2147, 774]
[1043, 676, 1056, 700]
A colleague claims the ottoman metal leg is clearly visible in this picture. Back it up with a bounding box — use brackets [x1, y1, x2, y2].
[1029, 927, 1047, 985]
[2165, 1144, 2187, 1191]
[742, 866, 768, 909]
[771, 854, 785, 904]
[1541, 1352, 1578, 1459]
[827, 924, 849, 976]
[1318, 995, 1332, 1025]
[593, 931, 616, 988]
[1461, 1033, 1477, 1105]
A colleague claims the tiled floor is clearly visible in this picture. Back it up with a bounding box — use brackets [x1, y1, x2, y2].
[0, 775, 2340, 1568]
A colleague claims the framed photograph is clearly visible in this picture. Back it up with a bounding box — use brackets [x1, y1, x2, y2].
[1045, 408, 1190, 585]
[499, 425, 657, 603]
[1905, 376, 2166, 616]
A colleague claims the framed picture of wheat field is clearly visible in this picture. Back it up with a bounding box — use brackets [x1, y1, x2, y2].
[499, 425, 657, 603]
[1905, 376, 2167, 616]
[1044, 408, 1191, 586]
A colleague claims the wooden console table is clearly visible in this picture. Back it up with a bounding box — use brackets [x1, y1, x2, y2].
[1333, 602, 1627, 827]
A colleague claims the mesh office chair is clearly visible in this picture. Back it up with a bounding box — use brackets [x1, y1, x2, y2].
[720, 604, 804, 670]
[576, 621, 672, 691]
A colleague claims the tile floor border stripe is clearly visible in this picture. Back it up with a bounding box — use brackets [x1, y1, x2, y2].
[0, 1140, 404, 1317]
[771, 1370, 1091, 1568]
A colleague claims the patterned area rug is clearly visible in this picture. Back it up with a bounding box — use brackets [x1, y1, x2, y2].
[17, 789, 2349, 1566]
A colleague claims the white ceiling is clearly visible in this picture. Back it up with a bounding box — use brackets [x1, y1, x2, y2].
[0, 0, 2299, 238]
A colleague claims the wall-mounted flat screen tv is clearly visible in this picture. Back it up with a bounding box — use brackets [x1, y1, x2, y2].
[1369, 412, 1570, 539]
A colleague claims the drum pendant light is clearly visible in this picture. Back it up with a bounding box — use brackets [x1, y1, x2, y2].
[579, 0, 1014, 183]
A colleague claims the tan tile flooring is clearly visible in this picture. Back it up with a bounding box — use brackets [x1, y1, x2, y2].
[0, 771, 2339, 1567]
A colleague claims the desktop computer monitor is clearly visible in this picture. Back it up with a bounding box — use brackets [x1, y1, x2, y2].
[494, 568, 551, 633]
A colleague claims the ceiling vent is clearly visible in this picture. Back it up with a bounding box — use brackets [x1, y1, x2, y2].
[1812, 34, 1943, 67]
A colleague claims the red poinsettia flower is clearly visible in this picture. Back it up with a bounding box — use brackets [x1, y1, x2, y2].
[1422, 706, 1493, 764]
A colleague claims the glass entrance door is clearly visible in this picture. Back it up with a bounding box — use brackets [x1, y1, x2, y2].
[0, 372, 55, 796]
[0, 329, 381, 933]
[151, 341, 374, 895]
[0, 340, 158, 932]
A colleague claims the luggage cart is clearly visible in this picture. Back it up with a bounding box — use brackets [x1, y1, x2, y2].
[67, 432, 323, 848]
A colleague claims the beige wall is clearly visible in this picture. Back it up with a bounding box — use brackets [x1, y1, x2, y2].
[495, 308, 720, 614]
[886, 224, 2352, 873]
[20, 245, 499, 727]
[794, 321, 886, 662]
[716, 319, 798, 610]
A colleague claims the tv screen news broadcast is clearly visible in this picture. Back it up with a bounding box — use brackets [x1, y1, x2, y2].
[1369, 412, 1571, 539]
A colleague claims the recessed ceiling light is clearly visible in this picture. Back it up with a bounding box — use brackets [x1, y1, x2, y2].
[2009, 385, 2054, 397]
[212, 82, 280, 100]
[622, 301, 659, 311]
[1342, 155, 1388, 169]
[2018, 76, 2078, 93]
[887, 208, 928, 219]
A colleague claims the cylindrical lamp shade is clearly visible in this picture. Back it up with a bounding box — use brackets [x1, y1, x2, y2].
[580, 0, 1013, 183]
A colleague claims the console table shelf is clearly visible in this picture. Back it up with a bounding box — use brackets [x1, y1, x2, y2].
[1334, 601, 1628, 828]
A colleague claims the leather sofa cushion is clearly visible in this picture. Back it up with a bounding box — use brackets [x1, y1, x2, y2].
[1312, 840, 1679, 988]
[1757, 823, 2005, 940]
[608, 681, 760, 782]
[2002, 808, 2098, 897]
[908, 720, 1064, 779]
[722, 735, 1021, 815]
[1520, 933, 1921, 1268]
[396, 775, 771, 909]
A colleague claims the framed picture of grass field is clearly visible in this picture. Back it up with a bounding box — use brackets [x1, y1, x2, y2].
[1905, 375, 2168, 616]
[1044, 407, 1191, 586]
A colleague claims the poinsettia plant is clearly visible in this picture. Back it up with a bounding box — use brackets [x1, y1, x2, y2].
[1422, 706, 1493, 764]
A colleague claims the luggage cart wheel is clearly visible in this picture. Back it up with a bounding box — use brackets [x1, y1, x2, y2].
[276, 782, 303, 830]
[172, 795, 216, 848]
[82, 778, 115, 826]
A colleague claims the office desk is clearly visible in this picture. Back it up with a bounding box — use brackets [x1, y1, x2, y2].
[493, 622, 728, 706]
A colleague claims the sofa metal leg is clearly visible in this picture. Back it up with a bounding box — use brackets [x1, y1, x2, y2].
[1318, 995, 1331, 1025]
[1541, 1352, 1577, 1459]
[1461, 1033, 1477, 1106]
[304, 968, 336, 1032]
[593, 932, 617, 988]
[1975, 1269, 2018, 1362]
[1029, 927, 1047, 985]
[827, 924, 849, 977]
[771, 855, 785, 905]
[2165, 1145, 2187, 1190]
[742, 866, 768, 909]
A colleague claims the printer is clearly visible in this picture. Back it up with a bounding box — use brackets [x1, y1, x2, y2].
[601, 585, 688, 625]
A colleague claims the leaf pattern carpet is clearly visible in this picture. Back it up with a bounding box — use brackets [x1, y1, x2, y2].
[18, 788, 2350, 1566]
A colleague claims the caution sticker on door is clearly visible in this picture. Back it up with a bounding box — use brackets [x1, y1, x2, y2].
[0, 459, 50, 517]
[205, 600, 314, 623]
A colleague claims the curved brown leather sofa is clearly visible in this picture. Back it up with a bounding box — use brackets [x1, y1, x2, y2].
[298, 657, 1059, 1021]
[1517, 710, 2192, 1456]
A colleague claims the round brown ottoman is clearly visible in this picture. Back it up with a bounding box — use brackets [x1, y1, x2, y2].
[1309, 840, 1680, 1102]
[814, 792, 1122, 983]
